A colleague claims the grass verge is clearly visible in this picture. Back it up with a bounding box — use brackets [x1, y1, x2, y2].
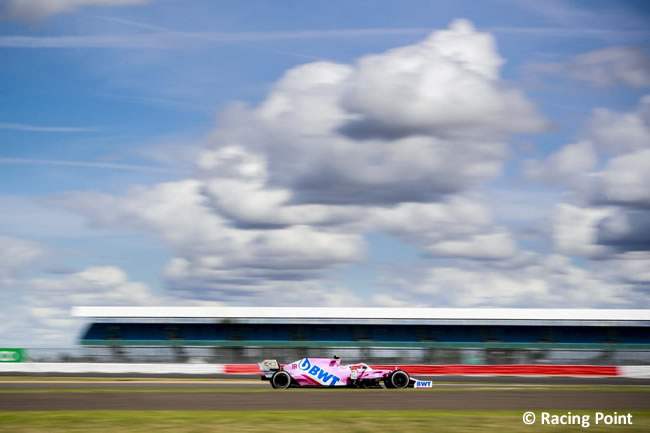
[0, 410, 649, 433]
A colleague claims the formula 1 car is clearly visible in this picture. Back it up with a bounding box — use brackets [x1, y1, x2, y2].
[258, 356, 432, 389]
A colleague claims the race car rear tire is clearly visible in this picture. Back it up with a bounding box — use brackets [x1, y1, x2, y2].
[271, 370, 292, 389]
[388, 370, 409, 389]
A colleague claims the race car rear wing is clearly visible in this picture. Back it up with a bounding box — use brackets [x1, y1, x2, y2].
[258, 359, 280, 380]
[258, 359, 280, 371]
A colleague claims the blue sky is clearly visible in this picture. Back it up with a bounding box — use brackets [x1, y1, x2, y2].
[1, 0, 649, 346]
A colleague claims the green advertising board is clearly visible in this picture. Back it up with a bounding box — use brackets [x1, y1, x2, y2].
[0, 348, 25, 362]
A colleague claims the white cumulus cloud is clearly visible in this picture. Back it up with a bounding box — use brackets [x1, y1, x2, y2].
[586, 94, 650, 154]
[524, 141, 597, 184]
[552, 204, 613, 257]
[50, 20, 552, 305]
[57, 180, 366, 303]
[590, 149, 650, 206]
[0, 235, 46, 285]
[374, 253, 646, 308]
[341, 19, 545, 139]
[52, 20, 552, 306]
[200, 20, 545, 207]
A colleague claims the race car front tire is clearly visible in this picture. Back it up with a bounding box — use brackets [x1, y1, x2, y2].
[270, 370, 292, 389]
[388, 370, 410, 389]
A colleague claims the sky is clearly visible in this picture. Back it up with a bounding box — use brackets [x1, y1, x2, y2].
[0, 0, 649, 347]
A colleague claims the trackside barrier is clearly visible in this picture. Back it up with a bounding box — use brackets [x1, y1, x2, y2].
[619, 366, 650, 378]
[2, 364, 649, 378]
[224, 364, 264, 374]
[371, 365, 619, 376]
[0, 363, 224, 374]
[223, 364, 623, 377]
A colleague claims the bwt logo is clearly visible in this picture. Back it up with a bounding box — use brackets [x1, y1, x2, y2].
[299, 358, 340, 386]
[415, 380, 433, 388]
[299, 358, 311, 371]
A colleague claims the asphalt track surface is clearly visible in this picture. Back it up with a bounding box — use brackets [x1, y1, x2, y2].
[1, 378, 649, 411]
[3, 372, 650, 385]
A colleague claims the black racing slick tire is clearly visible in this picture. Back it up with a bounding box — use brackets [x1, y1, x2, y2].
[270, 370, 292, 389]
[388, 370, 410, 389]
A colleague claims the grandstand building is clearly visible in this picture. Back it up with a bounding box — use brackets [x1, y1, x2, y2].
[72, 307, 650, 365]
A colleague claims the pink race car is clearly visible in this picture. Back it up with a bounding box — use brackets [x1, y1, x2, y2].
[258, 355, 431, 389]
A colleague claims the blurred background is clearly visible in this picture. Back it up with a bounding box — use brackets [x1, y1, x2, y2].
[1, 2, 649, 430]
[2, 1, 650, 354]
